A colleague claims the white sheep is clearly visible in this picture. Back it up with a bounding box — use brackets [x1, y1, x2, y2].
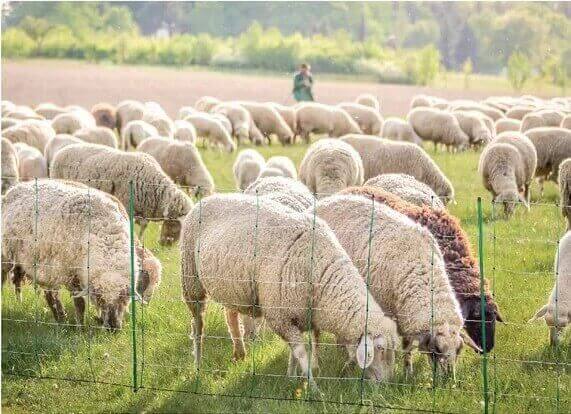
[13, 142, 48, 180]
[448, 101, 504, 121]
[407, 107, 469, 151]
[235, 101, 294, 145]
[341, 134, 455, 203]
[265, 102, 297, 136]
[116, 100, 145, 132]
[233, 149, 265, 190]
[184, 113, 236, 152]
[380, 117, 422, 146]
[180, 193, 399, 386]
[3, 105, 43, 120]
[337, 102, 383, 135]
[295, 102, 362, 143]
[561, 115, 571, 130]
[51, 110, 96, 134]
[529, 231, 571, 345]
[1, 138, 19, 194]
[299, 138, 364, 198]
[2, 118, 20, 130]
[521, 109, 565, 132]
[265, 156, 297, 179]
[506, 105, 535, 120]
[559, 159, 571, 230]
[355, 93, 381, 113]
[173, 120, 197, 143]
[245, 176, 313, 213]
[73, 126, 118, 148]
[178, 106, 198, 120]
[452, 110, 493, 147]
[495, 118, 521, 134]
[211, 113, 233, 134]
[364, 173, 445, 209]
[142, 102, 174, 137]
[121, 120, 159, 150]
[2, 119, 55, 152]
[34, 102, 67, 120]
[137, 136, 214, 197]
[212, 102, 262, 144]
[44, 134, 84, 167]
[195, 96, 221, 113]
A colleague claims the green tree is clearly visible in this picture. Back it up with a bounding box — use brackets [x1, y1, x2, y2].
[507, 52, 531, 92]
[463, 58, 473, 89]
[19, 16, 54, 53]
[415, 45, 441, 86]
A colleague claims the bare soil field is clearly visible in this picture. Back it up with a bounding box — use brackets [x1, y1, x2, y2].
[4, 59, 509, 117]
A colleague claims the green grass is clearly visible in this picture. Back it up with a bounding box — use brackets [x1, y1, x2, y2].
[2, 142, 570, 413]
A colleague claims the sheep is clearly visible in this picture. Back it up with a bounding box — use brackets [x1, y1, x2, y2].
[506, 105, 535, 120]
[561, 115, 571, 130]
[452, 111, 493, 147]
[495, 118, 521, 134]
[2, 118, 20, 130]
[212, 102, 261, 144]
[195, 96, 221, 113]
[410, 94, 438, 109]
[1, 100, 15, 114]
[51, 110, 96, 134]
[91, 103, 117, 130]
[340, 134, 455, 203]
[180, 193, 399, 386]
[299, 139, 364, 198]
[521, 110, 565, 132]
[137, 136, 214, 198]
[235, 101, 294, 145]
[173, 120, 197, 143]
[380, 117, 422, 146]
[478, 113, 496, 139]
[184, 113, 236, 152]
[142, 105, 174, 138]
[529, 231, 571, 345]
[364, 174, 445, 209]
[178, 106, 197, 120]
[295, 102, 362, 143]
[342, 186, 504, 352]
[13, 143, 48, 180]
[44, 134, 84, 167]
[448, 102, 504, 121]
[355, 93, 381, 113]
[337, 102, 383, 135]
[3, 105, 43, 120]
[407, 107, 469, 151]
[560, 159, 571, 230]
[121, 120, 159, 150]
[2, 119, 55, 152]
[211, 113, 233, 134]
[1, 138, 19, 194]
[266, 102, 297, 135]
[34, 103, 67, 120]
[314, 194, 480, 377]
[50, 143, 193, 239]
[265, 156, 297, 179]
[116, 100, 145, 132]
[245, 176, 313, 213]
[525, 127, 571, 194]
[258, 167, 285, 179]
[74, 126, 118, 148]
[232, 149, 265, 190]
[1, 180, 137, 329]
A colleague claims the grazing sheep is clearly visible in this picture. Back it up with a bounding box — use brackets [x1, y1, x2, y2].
[50, 143, 192, 239]
[266, 102, 297, 135]
[1, 180, 138, 329]
[506, 105, 535, 120]
[342, 186, 503, 352]
[245, 176, 313, 212]
[212, 102, 261, 144]
[295, 102, 362, 143]
[143, 106, 174, 138]
[233, 149, 265, 190]
[181, 193, 399, 385]
[449, 102, 504, 121]
[341, 134, 455, 203]
[121, 120, 159, 150]
[1, 138, 18, 194]
[178, 106, 197, 120]
[494, 132, 538, 199]
[74, 126, 118, 148]
[236, 101, 294, 145]
[211, 113, 233, 134]
[521, 110, 565, 132]
[355, 93, 381, 113]
[529, 231, 571, 345]
[525, 127, 571, 194]
[173, 120, 197, 143]
[410, 94, 437, 109]
[52, 110, 96, 134]
[13, 143, 48, 180]
[137, 137, 214, 197]
[34, 103, 66, 120]
[561, 115, 571, 130]
[116, 100, 145, 132]
[478, 114, 496, 139]
[258, 167, 285, 179]
[2, 119, 55, 152]
[90, 103, 117, 131]
[299, 139, 364, 197]
[2, 118, 20, 130]
[184, 113, 235, 152]
[560, 159, 571, 230]
[495, 118, 521, 134]
[408, 107, 469, 151]
[452, 111, 493, 147]
[337, 102, 383, 135]
[380, 117, 422, 146]
[195, 96, 221, 113]
[265, 156, 297, 179]
[3, 105, 43, 120]
[314, 194, 479, 376]
[44, 134, 84, 167]
[364, 174, 445, 209]
[1, 100, 15, 114]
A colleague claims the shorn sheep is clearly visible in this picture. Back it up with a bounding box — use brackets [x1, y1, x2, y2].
[355, 93, 381, 112]
[408, 107, 469, 151]
[529, 230, 571, 345]
[314, 194, 481, 376]
[342, 186, 503, 352]
[232, 149, 266, 191]
[74, 126, 118, 148]
[184, 113, 235, 152]
[299, 138, 364, 198]
[337, 102, 383, 135]
[180, 193, 399, 386]
[295, 102, 362, 143]
[559, 159, 571, 230]
[245, 176, 313, 213]
[3, 119, 55, 152]
[13, 142, 48, 180]
[91, 103, 117, 130]
[1, 138, 19, 194]
[50, 143, 193, 239]
[341, 134, 455, 203]
[381, 117, 422, 146]
[364, 173, 445, 209]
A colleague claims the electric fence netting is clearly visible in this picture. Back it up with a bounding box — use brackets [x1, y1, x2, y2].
[2, 179, 569, 413]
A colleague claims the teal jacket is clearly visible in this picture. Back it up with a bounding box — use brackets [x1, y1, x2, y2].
[292, 72, 314, 102]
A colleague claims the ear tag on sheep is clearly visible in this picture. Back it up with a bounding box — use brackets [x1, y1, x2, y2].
[356, 335, 374, 369]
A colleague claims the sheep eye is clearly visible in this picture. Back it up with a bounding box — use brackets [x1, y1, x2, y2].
[376, 344, 384, 350]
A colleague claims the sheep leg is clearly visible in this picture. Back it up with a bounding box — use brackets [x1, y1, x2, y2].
[272, 323, 317, 389]
[12, 265, 26, 303]
[311, 329, 320, 375]
[187, 299, 206, 369]
[73, 297, 86, 325]
[538, 177, 545, 198]
[225, 308, 246, 362]
[44, 290, 67, 322]
[287, 350, 298, 377]
[241, 314, 258, 341]
[524, 183, 531, 204]
[402, 337, 415, 377]
[549, 326, 562, 346]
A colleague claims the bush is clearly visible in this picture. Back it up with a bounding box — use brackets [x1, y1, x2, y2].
[414, 45, 441, 86]
[41, 26, 81, 59]
[1, 28, 35, 58]
[507, 51, 531, 91]
[192, 34, 219, 65]
[354, 59, 413, 85]
[402, 20, 440, 49]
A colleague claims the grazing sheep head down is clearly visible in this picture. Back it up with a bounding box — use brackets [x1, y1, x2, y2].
[89, 272, 131, 331]
[135, 246, 162, 304]
[461, 297, 504, 353]
[494, 190, 527, 217]
[159, 219, 182, 246]
[163, 189, 193, 220]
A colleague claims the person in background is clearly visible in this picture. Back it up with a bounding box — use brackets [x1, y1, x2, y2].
[292, 63, 314, 102]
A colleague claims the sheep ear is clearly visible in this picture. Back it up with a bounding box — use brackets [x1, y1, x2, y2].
[460, 331, 482, 353]
[356, 335, 375, 370]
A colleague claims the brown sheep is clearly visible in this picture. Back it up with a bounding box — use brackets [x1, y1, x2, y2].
[91, 103, 117, 131]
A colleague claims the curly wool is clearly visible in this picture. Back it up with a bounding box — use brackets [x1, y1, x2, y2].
[407, 107, 469, 149]
[364, 174, 445, 209]
[245, 176, 314, 212]
[1, 138, 19, 194]
[44, 134, 83, 167]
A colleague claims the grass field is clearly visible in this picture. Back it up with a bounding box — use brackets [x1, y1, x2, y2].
[2, 140, 570, 414]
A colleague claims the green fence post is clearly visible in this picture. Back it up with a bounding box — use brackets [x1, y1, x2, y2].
[129, 180, 138, 392]
[477, 197, 489, 414]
